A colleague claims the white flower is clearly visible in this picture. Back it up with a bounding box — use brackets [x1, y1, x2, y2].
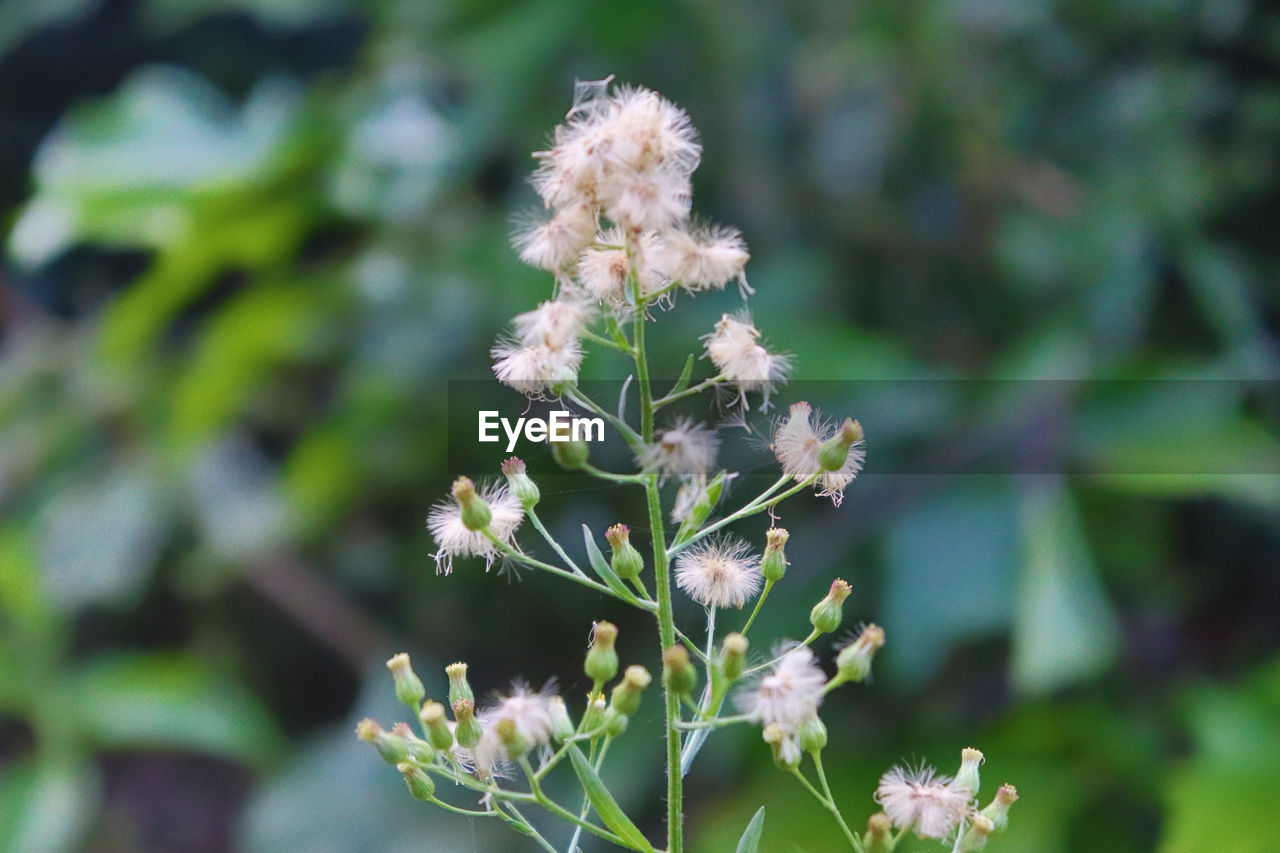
[736, 645, 827, 731]
[653, 224, 752, 296]
[576, 227, 665, 305]
[875, 764, 971, 840]
[674, 536, 762, 609]
[511, 296, 594, 349]
[426, 484, 524, 574]
[514, 204, 598, 271]
[637, 417, 718, 479]
[703, 313, 791, 409]
[772, 401, 865, 506]
[491, 339, 583, 397]
[480, 682, 559, 752]
[602, 170, 691, 232]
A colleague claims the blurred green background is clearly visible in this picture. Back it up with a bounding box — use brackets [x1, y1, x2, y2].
[2, 0, 1279, 850]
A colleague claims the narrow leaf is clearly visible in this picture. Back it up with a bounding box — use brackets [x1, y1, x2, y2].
[568, 744, 654, 852]
[735, 807, 766, 853]
[668, 354, 696, 397]
[582, 525, 633, 599]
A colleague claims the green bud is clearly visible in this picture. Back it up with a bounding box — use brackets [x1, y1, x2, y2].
[501, 457, 540, 508]
[446, 662, 474, 706]
[605, 524, 644, 580]
[585, 621, 620, 685]
[581, 692, 608, 732]
[548, 697, 574, 742]
[798, 716, 828, 754]
[979, 784, 1018, 835]
[955, 815, 995, 852]
[452, 698, 482, 749]
[451, 477, 491, 530]
[719, 632, 749, 682]
[418, 701, 454, 752]
[356, 719, 410, 765]
[496, 717, 527, 757]
[762, 724, 801, 769]
[809, 578, 851, 635]
[834, 624, 885, 685]
[864, 813, 893, 853]
[662, 645, 698, 698]
[551, 437, 590, 470]
[760, 527, 789, 582]
[397, 762, 435, 800]
[954, 747, 984, 799]
[817, 418, 862, 472]
[386, 653, 426, 709]
[609, 665, 651, 717]
[602, 707, 629, 737]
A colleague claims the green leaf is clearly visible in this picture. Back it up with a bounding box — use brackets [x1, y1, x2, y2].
[735, 806, 766, 853]
[0, 758, 97, 853]
[67, 653, 283, 766]
[668, 353, 696, 396]
[582, 524, 633, 599]
[567, 743, 655, 852]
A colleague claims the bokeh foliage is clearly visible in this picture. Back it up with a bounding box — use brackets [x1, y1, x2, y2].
[1, 0, 1279, 850]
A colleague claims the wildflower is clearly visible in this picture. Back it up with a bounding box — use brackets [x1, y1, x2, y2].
[605, 523, 644, 580]
[491, 338, 583, 397]
[513, 203, 598, 271]
[637, 417, 719, 480]
[763, 723, 802, 769]
[501, 457, 540, 508]
[385, 652, 426, 708]
[662, 644, 698, 698]
[397, 762, 435, 801]
[737, 645, 827, 731]
[875, 763, 971, 839]
[426, 483, 523, 574]
[511, 296, 594, 349]
[760, 527, 789, 582]
[609, 665, 652, 717]
[674, 535, 762, 608]
[809, 579, 852, 635]
[979, 784, 1018, 834]
[576, 227, 665, 305]
[772, 401, 866, 506]
[585, 621, 620, 684]
[479, 683, 559, 757]
[719, 632, 749, 682]
[653, 223, 752, 296]
[703, 313, 790, 409]
[833, 623, 885, 685]
[954, 747, 984, 799]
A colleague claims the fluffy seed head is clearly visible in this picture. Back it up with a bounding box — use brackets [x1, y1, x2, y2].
[703, 313, 791, 409]
[673, 535, 762, 608]
[491, 339, 583, 398]
[875, 763, 971, 839]
[514, 203, 597, 271]
[427, 483, 524, 574]
[737, 644, 828, 731]
[772, 401, 866, 506]
[479, 683, 559, 757]
[512, 296, 594, 349]
[653, 223, 752, 296]
[637, 417, 719, 479]
[576, 227, 666, 305]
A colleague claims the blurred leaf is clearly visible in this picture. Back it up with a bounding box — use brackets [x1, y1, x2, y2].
[0, 758, 97, 853]
[1011, 479, 1119, 695]
[188, 433, 292, 562]
[68, 653, 283, 766]
[568, 743, 655, 852]
[734, 806, 765, 853]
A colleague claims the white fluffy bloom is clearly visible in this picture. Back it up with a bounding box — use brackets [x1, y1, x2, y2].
[875, 764, 971, 839]
[491, 339, 583, 397]
[703, 313, 791, 409]
[653, 224, 751, 296]
[480, 683, 559, 752]
[514, 204, 597, 271]
[576, 227, 665, 305]
[673, 536, 762, 608]
[736, 645, 827, 731]
[637, 417, 718, 479]
[602, 170, 691, 232]
[772, 401, 865, 506]
[426, 484, 524, 574]
[511, 296, 594, 349]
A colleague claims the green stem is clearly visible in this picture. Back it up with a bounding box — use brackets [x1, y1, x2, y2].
[566, 388, 643, 451]
[520, 757, 629, 848]
[500, 802, 559, 853]
[427, 797, 498, 818]
[484, 531, 656, 612]
[526, 508, 587, 576]
[743, 629, 821, 676]
[666, 474, 819, 561]
[653, 375, 724, 410]
[813, 752, 861, 850]
[740, 578, 775, 636]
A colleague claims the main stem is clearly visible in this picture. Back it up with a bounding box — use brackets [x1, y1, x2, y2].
[630, 239, 682, 852]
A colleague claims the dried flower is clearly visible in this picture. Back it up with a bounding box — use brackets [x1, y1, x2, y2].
[637, 417, 719, 480]
[703, 313, 790, 409]
[674, 535, 762, 608]
[577, 227, 665, 305]
[653, 223, 752, 296]
[773, 401, 866, 506]
[491, 338, 584, 398]
[737, 644, 827, 731]
[479, 683, 559, 758]
[514, 203, 598, 271]
[427, 483, 523, 574]
[875, 763, 971, 839]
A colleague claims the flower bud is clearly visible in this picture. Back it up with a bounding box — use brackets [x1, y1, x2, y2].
[864, 813, 892, 853]
[798, 716, 828, 753]
[452, 698, 482, 748]
[763, 724, 801, 769]
[662, 645, 698, 698]
[760, 527, 789, 582]
[609, 665, 651, 717]
[585, 621, 620, 685]
[954, 747, 984, 798]
[605, 524, 644, 580]
[356, 718, 409, 765]
[817, 418, 862, 472]
[834, 624, 885, 685]
[581, 691, 608, 732]
[501, 457, 540, 508]
[418, 700, 454, 752]
[809, 578, 851, 635]
[955, 814, 995, 852]
[979, 784, 1018, 835]
[549, 696, 574, 742]
[446, 662, 474, 706]
[496, 717, 527, 757]
[386, 653, 426, 709]
[719, 632, 749, 682]
[397, 762, 435, 800]
[551, 437, 590, 470]
[602, 707, 629, 737]
[451, 477, 491, 530]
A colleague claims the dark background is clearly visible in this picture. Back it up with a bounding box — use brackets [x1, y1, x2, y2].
[2, 0, 1279, 850]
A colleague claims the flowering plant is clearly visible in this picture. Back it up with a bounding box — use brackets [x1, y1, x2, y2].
[358, 78, 1019, 853]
